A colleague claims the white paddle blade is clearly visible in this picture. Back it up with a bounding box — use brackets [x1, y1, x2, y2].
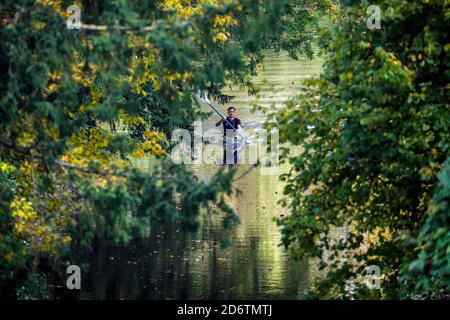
[196, 90, 210, 104]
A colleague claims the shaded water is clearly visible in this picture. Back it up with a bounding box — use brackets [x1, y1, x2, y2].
[79, 51, 322, 300]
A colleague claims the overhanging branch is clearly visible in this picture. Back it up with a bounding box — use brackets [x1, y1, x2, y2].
[0, 138, 120, 176]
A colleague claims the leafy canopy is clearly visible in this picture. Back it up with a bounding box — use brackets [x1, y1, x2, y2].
[0, 0, 330, 297]
[266, 0, 449, 299]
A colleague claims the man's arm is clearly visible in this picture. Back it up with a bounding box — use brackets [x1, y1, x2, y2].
[215, 118, 224, 127]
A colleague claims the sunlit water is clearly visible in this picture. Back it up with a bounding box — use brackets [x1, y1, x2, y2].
[75, 51, 322, 300]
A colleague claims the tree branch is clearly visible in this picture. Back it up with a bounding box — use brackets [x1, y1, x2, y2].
[75, 20, 191, 32]
[0, 138, 182, 183]
[0, 138, 119, 176]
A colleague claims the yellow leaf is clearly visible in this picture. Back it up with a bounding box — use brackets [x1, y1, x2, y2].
[132, 149, 145, 158]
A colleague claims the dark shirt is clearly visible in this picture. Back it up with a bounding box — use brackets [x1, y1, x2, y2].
[223, 117, 241, 136]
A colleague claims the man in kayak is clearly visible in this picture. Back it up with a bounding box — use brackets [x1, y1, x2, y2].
[215, 106, 241, 165]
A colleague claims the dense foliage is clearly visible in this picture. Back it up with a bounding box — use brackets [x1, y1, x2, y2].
[403, 159, 450, 299]
[267, 0, 449, 298]
[0, 0, 330, 298]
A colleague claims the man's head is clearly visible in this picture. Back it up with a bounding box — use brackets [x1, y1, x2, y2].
[227, 106, 236, 119]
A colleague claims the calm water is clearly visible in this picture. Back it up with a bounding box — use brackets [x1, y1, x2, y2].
[79, 51, 322, 300]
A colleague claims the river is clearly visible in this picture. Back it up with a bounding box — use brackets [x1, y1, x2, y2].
[78, 51, 323, 300]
